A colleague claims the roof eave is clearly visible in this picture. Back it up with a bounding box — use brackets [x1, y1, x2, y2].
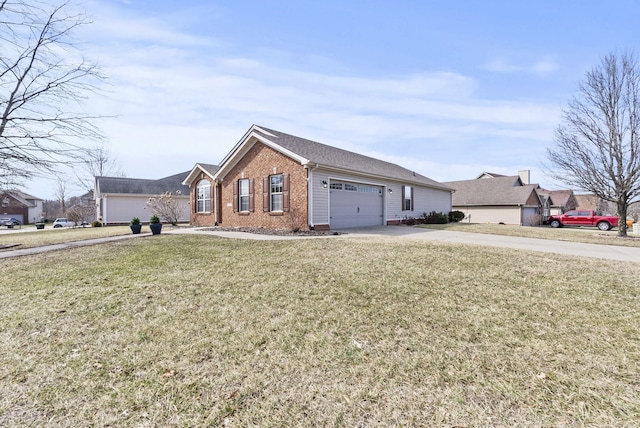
[312, 163, 454, 192]
[183, 163, 217, 186]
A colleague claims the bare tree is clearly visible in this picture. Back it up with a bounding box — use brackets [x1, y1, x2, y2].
[147, 192, 185, 226]
[546, 52, 640, 236]
[66, 203, 92, 226]
[54, 176, 68, 215]
[75, 143, 124, 193]
[0, 0, 105, 189]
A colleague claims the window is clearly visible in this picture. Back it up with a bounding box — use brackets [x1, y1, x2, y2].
[263, 174, 290, 213]
[344, 183, 357, 191]
[270, 174, 283, 211]
[330, 182, 343, 190]
[402, 185, 413, 211]
[239, 179, 250, 212]
[196, 180, 211, 213]
[359, 185, 381, 194]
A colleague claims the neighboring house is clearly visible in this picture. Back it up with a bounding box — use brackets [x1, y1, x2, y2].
[444, 171, 542, 226]
[0, 190, 44, 224]
[183, 125, 453, 230]
[574, 193, 617, 216]
[95, 172, 190, 225]
[535, 189, 577, 221]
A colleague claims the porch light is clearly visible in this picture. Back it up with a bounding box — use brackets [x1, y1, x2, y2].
[387, 188, 393, 194]
[322, 180, 328, 188]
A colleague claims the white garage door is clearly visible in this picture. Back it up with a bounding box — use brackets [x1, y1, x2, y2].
[330, 181, 383, 229]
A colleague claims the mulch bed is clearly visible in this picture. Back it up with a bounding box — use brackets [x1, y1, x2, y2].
[199, 226, 343, 236]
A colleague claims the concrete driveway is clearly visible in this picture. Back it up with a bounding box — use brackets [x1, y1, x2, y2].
[338, 226, 640, 263]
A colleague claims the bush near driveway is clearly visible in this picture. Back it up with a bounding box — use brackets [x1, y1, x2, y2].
[1, 235, 638, 426]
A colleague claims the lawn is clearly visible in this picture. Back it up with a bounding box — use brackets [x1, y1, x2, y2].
[1, 234, 638, 426]
[0, 226, 133, 250]
[420, 222, 640, 247]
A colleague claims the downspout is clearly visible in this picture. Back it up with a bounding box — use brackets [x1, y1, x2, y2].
[306, 163, 318, 228]
[103, 196, 108, 226]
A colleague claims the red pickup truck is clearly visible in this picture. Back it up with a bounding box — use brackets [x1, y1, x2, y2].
[548, 210, 618, 231]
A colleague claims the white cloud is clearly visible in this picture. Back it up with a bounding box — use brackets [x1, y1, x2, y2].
[23, 2, 564, 199]
[484, 57, 559, 75]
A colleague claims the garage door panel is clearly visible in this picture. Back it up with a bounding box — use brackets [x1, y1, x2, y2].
[330, 182, 383, 229]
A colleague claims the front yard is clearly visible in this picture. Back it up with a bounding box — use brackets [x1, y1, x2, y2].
[420, 222, 640, 247]
[1, 234, 638, 426]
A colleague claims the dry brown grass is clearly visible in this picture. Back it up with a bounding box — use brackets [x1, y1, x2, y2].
[0, 226, 132, 250]
[420, 222, 640, 247]
[1, 235, 638, 426]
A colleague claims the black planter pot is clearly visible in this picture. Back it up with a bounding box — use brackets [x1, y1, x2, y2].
[130, 224, 142, 234]
[36, 223, 45, 230]
[149, 223, 162, 235]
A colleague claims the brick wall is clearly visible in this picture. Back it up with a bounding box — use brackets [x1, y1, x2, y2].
[220, 142, 309, 230]
[1, 193, 28, 223]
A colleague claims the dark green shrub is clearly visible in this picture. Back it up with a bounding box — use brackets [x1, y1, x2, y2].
[91, 221, 103, 227]
[404, 216, 417, 226]
[448, 210, 465, 223]
[421, 211, 448, 224]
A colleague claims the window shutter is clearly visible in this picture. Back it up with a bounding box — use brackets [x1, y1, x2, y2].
[410, 187, 414, 211]
[283, 174, 290, 212]
[401, 186, 406, 211]
[232, 180, 238, 213]
[263, 176, 270, 212]
[249, 178, 255, 212]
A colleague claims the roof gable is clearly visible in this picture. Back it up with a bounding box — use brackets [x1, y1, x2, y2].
[2, 191, 39, 207]
[182, 163, 220, 186]
[445, 175, 540, 206]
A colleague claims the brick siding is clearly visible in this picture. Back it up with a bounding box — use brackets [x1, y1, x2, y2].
[188, 142, 309, 230]
[1, 193, 28, 223]
[220, 142, 309, 230]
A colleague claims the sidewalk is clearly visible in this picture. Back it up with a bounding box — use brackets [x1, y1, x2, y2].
[2, 226, 640, 263]
[0, 232, 152, 259]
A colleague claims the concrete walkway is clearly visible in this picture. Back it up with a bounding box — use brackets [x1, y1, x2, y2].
[0, 232, 152, 259]
[1, 226, 639, 263]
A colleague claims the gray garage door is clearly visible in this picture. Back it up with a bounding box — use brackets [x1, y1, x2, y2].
[329, 181, 383, 229]
[1, 213, 24, 224]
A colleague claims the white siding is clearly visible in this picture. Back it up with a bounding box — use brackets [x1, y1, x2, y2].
[386, 184, 452, 223]
[309, 167, 452, 228]
[454, 206, 522, 225]
[101, 195, 190, 224]
[309, 170, 330, 226]
[27, 200, 44, 224]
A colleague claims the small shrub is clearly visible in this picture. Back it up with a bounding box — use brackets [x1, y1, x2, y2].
[405, 216, 417, 226]
[91, 221, 103, 227]
[130, 217, 140, 225]
[421, 211, 448, 224]
[150, 214, 160, 224]
[448, 210, 465, 223]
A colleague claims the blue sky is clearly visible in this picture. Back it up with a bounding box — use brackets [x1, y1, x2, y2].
[25, 0, 639, 198]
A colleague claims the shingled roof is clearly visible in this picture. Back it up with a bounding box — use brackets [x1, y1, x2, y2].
[444, 175, 540, 206]
[250, 126, 451, 190]
[536, 188, 576, 209]
[96, 171, 191, 196]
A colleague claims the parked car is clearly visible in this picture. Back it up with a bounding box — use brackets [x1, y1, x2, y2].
[52, 218, 76, 228]
[0, 217, 21, 227]
[548, 210, 618, 231]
